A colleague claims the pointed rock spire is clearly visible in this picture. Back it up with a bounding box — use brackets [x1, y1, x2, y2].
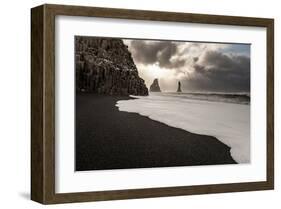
[177, 81, 182, 93]
[150, 78, 161, 92]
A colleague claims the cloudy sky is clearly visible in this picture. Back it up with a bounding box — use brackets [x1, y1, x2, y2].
[123, 39, 250, 93]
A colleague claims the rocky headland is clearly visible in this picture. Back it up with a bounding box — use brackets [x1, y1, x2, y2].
[75, 36, 148, 96]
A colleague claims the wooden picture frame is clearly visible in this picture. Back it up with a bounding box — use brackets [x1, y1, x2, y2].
[31, 4, 274, 204]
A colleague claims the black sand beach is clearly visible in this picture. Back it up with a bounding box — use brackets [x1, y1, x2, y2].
[75, 93, 236, 171]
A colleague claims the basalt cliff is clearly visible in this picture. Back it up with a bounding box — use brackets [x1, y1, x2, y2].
[75, 37, 148, 96]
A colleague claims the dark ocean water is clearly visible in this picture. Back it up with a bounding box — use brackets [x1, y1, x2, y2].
[161, 92, 250, 105]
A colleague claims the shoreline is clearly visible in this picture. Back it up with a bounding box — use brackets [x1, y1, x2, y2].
[76, 93, 236, 171]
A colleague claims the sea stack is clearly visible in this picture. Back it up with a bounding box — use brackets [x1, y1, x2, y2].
[177, 81, 182, 93]
[75, 36, 148, 96]
[150, 78, 161, 92]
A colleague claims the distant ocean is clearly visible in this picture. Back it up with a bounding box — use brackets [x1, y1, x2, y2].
[116, 92, 250, 164]
[162, 92, 250, 105]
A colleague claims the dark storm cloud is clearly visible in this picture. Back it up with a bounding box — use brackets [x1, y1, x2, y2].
[185, 51, 250, 92]
[129, 40, 186, 68]
[193, 57, 199, 63]
[126, 38, 250, 92]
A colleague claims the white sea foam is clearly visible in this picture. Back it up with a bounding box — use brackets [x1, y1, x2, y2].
[116, 93, 250, 163]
